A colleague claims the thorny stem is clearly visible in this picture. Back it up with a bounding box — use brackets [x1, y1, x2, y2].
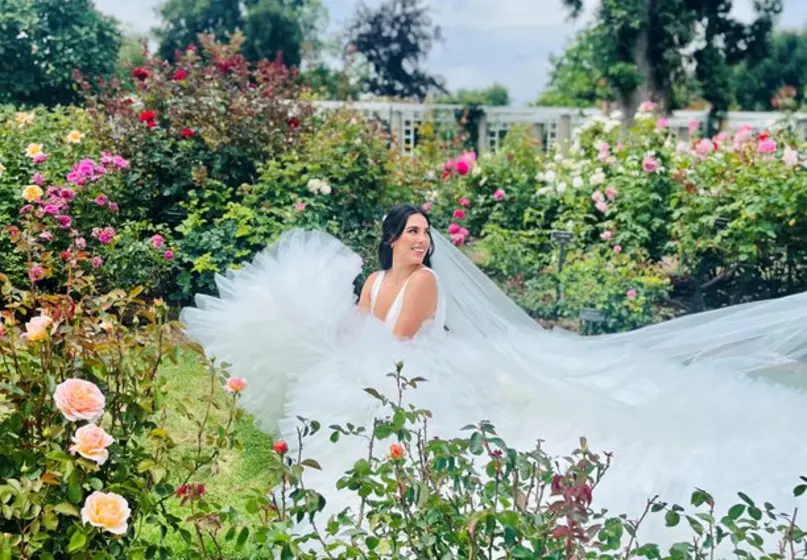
[622, 496, 658, 559]
[358, 418, 379, 527]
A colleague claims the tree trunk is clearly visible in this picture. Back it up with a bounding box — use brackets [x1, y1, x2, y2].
[621, 0, 670, 122]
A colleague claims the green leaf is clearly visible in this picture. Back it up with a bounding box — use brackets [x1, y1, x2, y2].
[728, 504, 745, 519]
[469, 432, 484, 455]
[67, 470, 82, 504]
[67, 530, 87, 553]
[665, 510, 680, 527]
[53, 502, 80, 517]
[301, 459, 322, 470]
[794, 484, 806, 497]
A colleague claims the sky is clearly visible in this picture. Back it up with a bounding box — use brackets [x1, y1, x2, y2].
[95, 0, 807, 106]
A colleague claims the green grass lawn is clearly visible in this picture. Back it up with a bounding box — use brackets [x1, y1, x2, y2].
[137, 350, 279, 556]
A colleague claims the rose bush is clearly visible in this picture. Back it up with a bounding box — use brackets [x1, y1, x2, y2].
[0, 152, 244, 559]
[427, 103, 807, 331]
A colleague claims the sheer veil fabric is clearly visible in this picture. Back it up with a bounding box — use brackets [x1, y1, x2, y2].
[180, 227, 807, 548]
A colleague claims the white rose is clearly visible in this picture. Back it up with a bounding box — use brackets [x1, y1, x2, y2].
[572, 176, 584, 189]
[590, 171, 606, 186]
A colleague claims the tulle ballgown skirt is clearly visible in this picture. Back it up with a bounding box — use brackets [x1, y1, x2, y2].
[180, 229, 807, 548]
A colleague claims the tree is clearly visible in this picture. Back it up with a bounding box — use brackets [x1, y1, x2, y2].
[442, 83, 511, 106]
[732, 30, 807, 111]
[533, 25, 613, 108]
[0, 0, 121, 107]
[154, 0, 327, 67]
[561, 0, 782, 123]
[344, 0, 445, 100]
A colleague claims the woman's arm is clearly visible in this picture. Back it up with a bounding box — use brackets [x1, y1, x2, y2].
[357, 271, 379, 316]
[392, 269, 438, 339]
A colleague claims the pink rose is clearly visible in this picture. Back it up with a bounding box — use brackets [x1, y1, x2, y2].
[627, 289, 637, 299]
[163, 250, 174, 261]
[91, 256, 103, 268]
[112, 155, 129, 169]
[32, 172, 45, 186]
[657, 118, 670, 129]
[43, 204, 59, 216]
[28, 265, 45, 283]
[455, 160, 470, 176]
[60, 188, 76, 201]
[642, 156, 660, 173]
[81, 492, 130, 535]
[448, 223, 461, 234]
[38, 231, 52, 242]
[443, 160, 456, 173]
[75, 237, 86, 250]
[458, 197, 471, 207]
[758, 139, 777, 154]
[613, 245, 622, 254]
[450, 232, 466, 246]
[595, 200, 608, 213]
[150, 234, 165, 249]
[421, 201, 432, 213]
[20, 204, 33, 215]
[57, 215, 72, 229]
[70, 424, 115, 465]
[695, 139, 714, 157]
[95, 195, 108, 207]
[108, 202, 119, 213]
[688, 120, 699, 135]
[600, 230, 612, 241]
[453, 209, 465, 220]
[53, 379, 106, 422]
[294, 201, 306, 212]
[225, 377, 247, 394]
[783, 146, 799, 167]
[638, 101, 657, 113]
[591, 191, 604, 202]
[605, 186, 617, 201]
[100, 152, 114, 165]
[493, 189, 505, 201]
[33, 153, 47, 164]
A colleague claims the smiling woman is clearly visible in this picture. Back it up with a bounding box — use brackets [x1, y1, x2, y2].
[358, 204, 441, 339]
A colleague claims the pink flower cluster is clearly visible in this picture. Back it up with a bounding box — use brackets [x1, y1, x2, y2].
[442, 151, 476, 179]
[150, 234, 175, 261]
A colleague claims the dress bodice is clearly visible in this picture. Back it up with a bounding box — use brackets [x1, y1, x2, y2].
[369, 267, 446, 337]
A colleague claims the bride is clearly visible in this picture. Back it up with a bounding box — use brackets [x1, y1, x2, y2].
[180, 203, 807, 546]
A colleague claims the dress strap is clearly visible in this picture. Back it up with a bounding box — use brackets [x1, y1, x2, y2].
[369, 271, 385, 313]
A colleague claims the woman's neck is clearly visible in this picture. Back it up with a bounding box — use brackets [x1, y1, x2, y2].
[387, 262, 421, 283]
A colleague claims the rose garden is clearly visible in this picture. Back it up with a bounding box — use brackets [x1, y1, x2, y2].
[2, 20, 807, 560]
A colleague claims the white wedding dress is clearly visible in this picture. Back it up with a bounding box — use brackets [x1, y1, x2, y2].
[180, 228, 807, 550]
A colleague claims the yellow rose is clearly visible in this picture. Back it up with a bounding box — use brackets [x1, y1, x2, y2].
[15, 112, 34, 127]
[22, 184, 43, 202]
[65, 130, 84, 144]
[25, 314, 52, 342]
[81, 491, 130, 535]
[25, 143, 43, 157]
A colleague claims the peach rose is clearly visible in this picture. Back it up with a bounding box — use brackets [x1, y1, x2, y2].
[389, 443, 405, 460]
[69, 424, 115, 465]
[225, 377, 247, 394]
[53, 379, 105, 422]
[25, 314, 53, 342]
[81, 491, 130, 535]
[22, 184, 43, 202]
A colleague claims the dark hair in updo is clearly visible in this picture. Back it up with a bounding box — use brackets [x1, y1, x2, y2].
[378, 204, 435, 270]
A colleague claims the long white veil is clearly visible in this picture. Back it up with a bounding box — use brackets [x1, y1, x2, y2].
[429, 230, 807, 390]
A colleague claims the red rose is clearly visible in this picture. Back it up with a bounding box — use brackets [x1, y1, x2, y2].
[138, 110, 156, 122]
[180, 128, 195, 138]
[273, 440, 288, 455]
[173, 69, 188, 81]
[287, 116, 300, 129]
[132, 67, 149, 80]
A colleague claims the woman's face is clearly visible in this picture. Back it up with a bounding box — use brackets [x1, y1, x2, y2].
[391, 213, 430, 267]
